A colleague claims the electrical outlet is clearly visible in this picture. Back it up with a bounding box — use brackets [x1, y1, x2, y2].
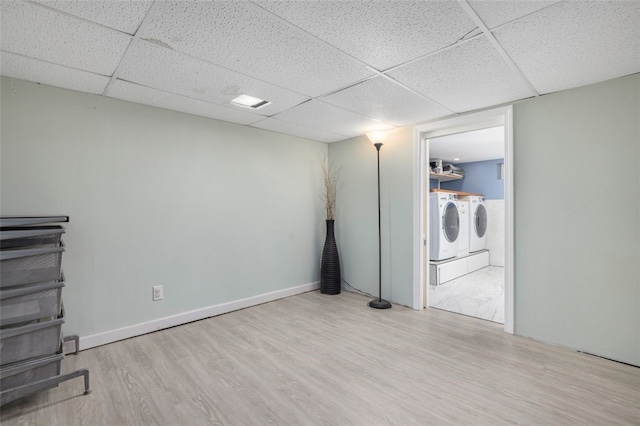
[153, 285, 163, 301]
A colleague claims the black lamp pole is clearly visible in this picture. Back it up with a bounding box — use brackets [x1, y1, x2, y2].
[369, 142, 392, 309]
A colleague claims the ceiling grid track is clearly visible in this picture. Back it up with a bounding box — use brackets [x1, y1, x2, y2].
[249, 0, 481, 115]
[381, 31, 483, 76]
[111, 76, 268, 121]
[487, 1, 564, 34]
[17, 0, 323, 102]
[126, 38, 316, 102]
[0, 50, 108, 78]
[250, 115, 349, 140]
[248, 0, 382, 79]
[378, 73, 457, 115]
[457, 0, 540, 97]
[93, 1, 322, 105]
[23, 0, 132, 36]
[102, 1, 162, 97]
[5, 0, 636, 143]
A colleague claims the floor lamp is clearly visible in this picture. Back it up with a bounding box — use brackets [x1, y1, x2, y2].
[366, 131, 392, 310]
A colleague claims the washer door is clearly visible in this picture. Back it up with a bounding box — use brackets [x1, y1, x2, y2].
[474, 204, 487, 238]
[442, 202, 459, 242]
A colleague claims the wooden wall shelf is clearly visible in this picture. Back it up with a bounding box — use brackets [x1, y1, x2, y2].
[429, 172, 463, 182]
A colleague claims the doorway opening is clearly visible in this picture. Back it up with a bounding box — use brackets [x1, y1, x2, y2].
[412, 106, 514, 333]
[427, 126, 505, 324]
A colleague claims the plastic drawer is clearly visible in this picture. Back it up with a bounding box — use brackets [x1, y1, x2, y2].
[0, 245, 64, 288]
[0, 281, 65, 326]
[0, 226, 65, 250]
[0, 318, 64, 366]
[0, 353, 63, 392]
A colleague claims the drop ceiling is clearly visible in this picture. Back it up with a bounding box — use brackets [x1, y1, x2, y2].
[1, 0, 638, 143]
[430, 126, 504, 163]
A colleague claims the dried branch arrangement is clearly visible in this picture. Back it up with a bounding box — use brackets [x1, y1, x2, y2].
[321, 157, 341, 220]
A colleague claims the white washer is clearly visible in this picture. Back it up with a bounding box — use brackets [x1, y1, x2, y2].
[429, 192, 460, 261]
[456, 200, 470, 258]
[468, 196, 487, 253]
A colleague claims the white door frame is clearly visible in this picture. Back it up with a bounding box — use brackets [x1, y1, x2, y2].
[412, 106, 514, 334]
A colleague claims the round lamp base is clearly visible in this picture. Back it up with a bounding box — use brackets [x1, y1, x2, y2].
[368, 298, 392, 309]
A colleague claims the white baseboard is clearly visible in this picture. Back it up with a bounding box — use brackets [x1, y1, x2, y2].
[79, 281, 320, 351]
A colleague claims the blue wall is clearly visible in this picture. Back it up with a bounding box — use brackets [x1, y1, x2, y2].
[435, 159, 504, 199]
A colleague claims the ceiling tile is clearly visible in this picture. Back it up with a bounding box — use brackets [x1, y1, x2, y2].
[272, 100, 394, 138]
[256, 0, 477, 71]
[32, 0, 153, 34]
[0, 0, 131, 76]
[107, 80, 264, 125]
[468, 1, 561, 29]
[493, 1, 640, 95]
[117, 40, 309, 116]
[0, 51, 110, 94]
[136, 1, 374, 97]
[387, 36, 535, 113]
[321, 76, 453, 126]
[251, 118, 347, 143]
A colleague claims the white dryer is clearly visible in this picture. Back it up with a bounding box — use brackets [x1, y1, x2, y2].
[429, 192, 460, 261]
[456, 200, 470, 258]
[468, 195, 487, 253]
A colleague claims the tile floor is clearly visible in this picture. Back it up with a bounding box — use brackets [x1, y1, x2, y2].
[428, 266, 504, 323]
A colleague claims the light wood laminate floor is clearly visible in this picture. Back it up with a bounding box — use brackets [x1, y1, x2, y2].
[2, 291, 639, 425]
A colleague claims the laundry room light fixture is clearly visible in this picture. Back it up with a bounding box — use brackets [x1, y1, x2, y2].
[366, 130, 392, 310]
[229, 94, 270, 109]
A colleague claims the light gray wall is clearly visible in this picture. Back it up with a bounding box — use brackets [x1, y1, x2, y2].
[513, 73, 639, 365]
[328, 126, 414, 307]
[0, 77, 327, 338]
[328, 74, 639, 366]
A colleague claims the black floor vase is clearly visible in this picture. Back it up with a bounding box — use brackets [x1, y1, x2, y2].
[321, 220, 341, 295]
